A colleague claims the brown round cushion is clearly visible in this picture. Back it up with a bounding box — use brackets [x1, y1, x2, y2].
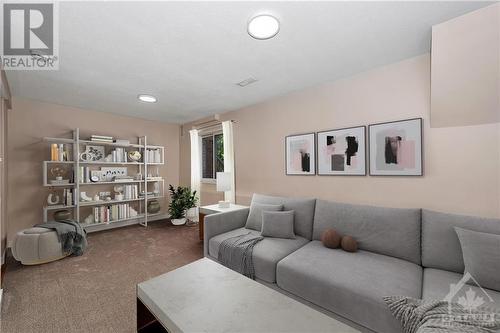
[321, 229, 341, 249]
[341, 235, 358, 252]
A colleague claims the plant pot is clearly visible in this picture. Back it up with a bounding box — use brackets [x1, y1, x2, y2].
[171, 218, 186, 226]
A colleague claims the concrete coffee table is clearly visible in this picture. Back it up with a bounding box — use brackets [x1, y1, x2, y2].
[137, 258, 359, 333]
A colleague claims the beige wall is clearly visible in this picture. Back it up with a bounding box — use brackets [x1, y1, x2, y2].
[431, 3, 500, 127]
[181, 54, 500, 218]
[7, 98, 180, 246]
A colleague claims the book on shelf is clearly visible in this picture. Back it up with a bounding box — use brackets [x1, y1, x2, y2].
[90, 138, 113, 143]
[145, 149, 161, 163]
[62, 188, 74, 206]
[90, 135, 113, 140]
[92, 203, 136, 224]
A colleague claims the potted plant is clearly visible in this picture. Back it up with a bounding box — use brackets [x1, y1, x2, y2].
[168, 185, 198, 225]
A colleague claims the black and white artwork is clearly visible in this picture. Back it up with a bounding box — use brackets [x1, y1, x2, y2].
[317, 126, 366, 175]
[285, 133, 315, 175]
[100, 167, 127, 181]
[85, 145, 105, 161]
[369, 118, 423, 176]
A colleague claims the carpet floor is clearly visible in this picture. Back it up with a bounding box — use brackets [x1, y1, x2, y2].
[0, 221, 203, 333]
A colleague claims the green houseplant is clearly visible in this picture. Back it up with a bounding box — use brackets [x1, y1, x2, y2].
[168, 185, 198, 225]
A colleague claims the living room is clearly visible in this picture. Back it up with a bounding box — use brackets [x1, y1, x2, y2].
[1, 1, 500, 333]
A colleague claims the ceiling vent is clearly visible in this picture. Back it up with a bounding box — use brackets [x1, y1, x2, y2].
[236, 77, 258, 87]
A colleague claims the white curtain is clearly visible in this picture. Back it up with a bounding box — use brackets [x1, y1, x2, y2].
[222, 121, 235, 203]
[189, 129, 201, 206]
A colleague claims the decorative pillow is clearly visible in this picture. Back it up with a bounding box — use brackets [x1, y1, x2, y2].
[245, 203, 283, 231]
[321, 229, 341, 249]
[341, 235, 358, 253]
[455, 227, 500, 291]
[261, 210, 295, 239]
[384, 296, 500, 333]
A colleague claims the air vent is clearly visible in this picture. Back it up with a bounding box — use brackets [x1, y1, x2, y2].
[236, 77, 258, 87]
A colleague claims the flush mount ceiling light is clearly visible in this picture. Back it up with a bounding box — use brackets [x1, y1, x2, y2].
[248, 14, 280, 40]
[137, 94, 157, 103]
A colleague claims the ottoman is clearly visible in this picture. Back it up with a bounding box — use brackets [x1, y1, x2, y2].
[12, 227, 69, 265]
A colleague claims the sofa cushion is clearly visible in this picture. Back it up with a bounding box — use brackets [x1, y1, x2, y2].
[422, 209, 500, 273]
[251, 193, 316, 240]
[455, 227, 500, 292]
[261, 210, 296, 239]
[277, 241, 422, 333]
[245, 203, 283, 231]
[209, 227, 309, 283]
[313, 199, 421, 264]
[422, 268, 500, 310]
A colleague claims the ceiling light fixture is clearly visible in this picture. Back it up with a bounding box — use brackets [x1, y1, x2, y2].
[248, 14, 280, 40]
[138, 94, 157, 103]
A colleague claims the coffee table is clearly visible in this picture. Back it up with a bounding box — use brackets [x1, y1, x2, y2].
[137, 258, 359, 333]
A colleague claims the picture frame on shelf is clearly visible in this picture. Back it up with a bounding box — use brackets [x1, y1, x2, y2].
[285, 133, 316, 175]
[317, 126, 366, 176]
[85, 145, 105, 161]
[368, 118, 423, 176]
[101, 167, 128, 181]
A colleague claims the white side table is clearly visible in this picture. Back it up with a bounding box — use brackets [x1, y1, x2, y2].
[198, 204, 248, 241]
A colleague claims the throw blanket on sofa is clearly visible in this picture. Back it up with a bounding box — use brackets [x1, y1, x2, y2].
[35, 220, 87, 256]
[384, 296, 500, 333]
[218, 232, 263, 279]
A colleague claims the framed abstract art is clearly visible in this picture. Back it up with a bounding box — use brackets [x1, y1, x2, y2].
[317, 126, 366, 175]
[368, 118, 423, 176]
[285, 133, 316, 175]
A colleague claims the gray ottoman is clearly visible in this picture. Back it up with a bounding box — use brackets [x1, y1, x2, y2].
[12, 227, 69, 265]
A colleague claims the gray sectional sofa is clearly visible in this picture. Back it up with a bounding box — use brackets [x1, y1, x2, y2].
[203, 193, 500, 333]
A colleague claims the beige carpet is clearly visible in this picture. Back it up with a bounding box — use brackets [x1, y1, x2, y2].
[0, 221, 203, 333]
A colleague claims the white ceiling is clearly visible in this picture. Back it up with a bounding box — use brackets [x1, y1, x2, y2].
[6, 1, 493, 124]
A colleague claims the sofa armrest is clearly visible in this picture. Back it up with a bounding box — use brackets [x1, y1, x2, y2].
[203, 208, 250, 257]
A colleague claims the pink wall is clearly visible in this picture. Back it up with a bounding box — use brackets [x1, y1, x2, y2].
[7, 98, 180, 245]
[181, 54, 500, 218]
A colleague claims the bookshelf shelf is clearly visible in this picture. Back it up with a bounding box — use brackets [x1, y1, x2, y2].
[42, 128, 166, 231]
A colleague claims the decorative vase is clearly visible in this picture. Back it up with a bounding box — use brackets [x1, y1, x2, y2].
[147, 200, 161, 214]
[128, 150, 142, 162]
[171, 218, 186, 226]
[54, 209, 71, 221]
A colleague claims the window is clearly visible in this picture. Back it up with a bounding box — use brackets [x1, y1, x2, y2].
[201, 133, 224, 181]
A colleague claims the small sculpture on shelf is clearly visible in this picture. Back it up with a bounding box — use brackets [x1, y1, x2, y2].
[47, 192, 60, 206]
[80, 192, 93, 202]
[127, 150, 142, 162]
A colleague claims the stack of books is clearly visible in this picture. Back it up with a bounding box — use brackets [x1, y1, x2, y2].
[90, 135, 113, 143]
[113, 175, 135, 182]
[93, 203, 138, 223]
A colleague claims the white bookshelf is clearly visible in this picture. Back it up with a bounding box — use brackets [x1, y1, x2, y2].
[42, 128, 167, 232]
